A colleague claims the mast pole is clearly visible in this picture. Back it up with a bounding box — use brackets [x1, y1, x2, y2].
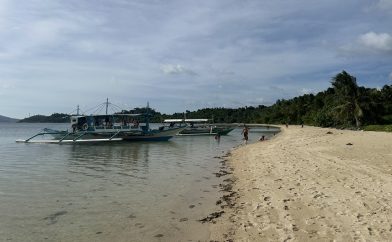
[146, 101, 150, 130]
[77, 105, 80, 115]
[105, 98, 109, 115]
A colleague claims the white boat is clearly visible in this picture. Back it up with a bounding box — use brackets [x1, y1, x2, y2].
[17, 101, 184, 143]
[163, 119, 234, 136]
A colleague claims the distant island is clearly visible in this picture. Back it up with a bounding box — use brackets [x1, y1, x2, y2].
[0, 115, 19, 123]
[14, 71, 392, 131]
[18, 113, 70, 123]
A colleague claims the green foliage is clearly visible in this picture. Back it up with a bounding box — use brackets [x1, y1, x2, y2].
[19, 113, 70, 123]
[17, 71, 392, 128]
[314, 109, 334, 127]
[331, 71, 363, 127]
[363, 125, 392, 132]
[381, 114, 392, 124]
[167, 71, 391, 128]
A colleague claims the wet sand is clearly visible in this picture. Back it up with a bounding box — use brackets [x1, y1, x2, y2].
[209, 126, 392, 241]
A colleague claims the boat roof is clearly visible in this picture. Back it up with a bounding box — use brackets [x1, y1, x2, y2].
[164, 119, 184, 123]
[164, 118, 210, 123]
[186, 119, 209, 122]
[115, 114, 142, 117]
[71, 114, 142, 118]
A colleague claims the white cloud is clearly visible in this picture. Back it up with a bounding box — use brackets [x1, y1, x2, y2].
[1, 0, 392, 117]
[160, 64, 197, 75]
[0, 0, 8, 27]
[255, 97, 264, 103]
[300, 88, 313, 95]
[340, 32, 392, 55]
[28, 19, 78, 42]
[0, 82, 13, 89]
[73, 40, 104, 53]
[377, 0, 392, 12]
[359, 32, 392, 51]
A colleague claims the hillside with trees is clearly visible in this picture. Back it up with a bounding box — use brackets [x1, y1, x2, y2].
[18, 71, 392, 129]
[19, 113, 70, 123]
[163, 71, 392, 128]
[256, 71, 392, 128]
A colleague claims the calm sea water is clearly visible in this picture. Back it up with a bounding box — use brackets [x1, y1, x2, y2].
[0, 123, 278, 241]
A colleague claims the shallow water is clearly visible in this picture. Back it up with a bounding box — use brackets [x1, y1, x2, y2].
[0, 123, 278, 241]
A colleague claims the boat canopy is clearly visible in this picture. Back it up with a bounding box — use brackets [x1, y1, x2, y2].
[185, 119, 209, 122]
[164, 118, 209, 123]
[72, 114, 142, 118]
[164, 119, 184, 123]
[113, 114, 143, 117]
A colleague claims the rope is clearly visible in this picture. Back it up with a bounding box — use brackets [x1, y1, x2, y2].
[68, 100, 141, 116]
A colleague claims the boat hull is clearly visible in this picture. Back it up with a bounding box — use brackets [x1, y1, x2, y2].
[40, 127, 184, 142]
[178, 127, 234, 136]
[122, 127, 184, 141]
[17, 103, 186, 144]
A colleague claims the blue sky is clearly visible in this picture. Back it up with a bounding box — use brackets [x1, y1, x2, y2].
[0, 0, 391, 118]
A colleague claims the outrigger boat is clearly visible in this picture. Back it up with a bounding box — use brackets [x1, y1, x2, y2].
[16, 101, 184, 143]
[163, 119, 234, 136]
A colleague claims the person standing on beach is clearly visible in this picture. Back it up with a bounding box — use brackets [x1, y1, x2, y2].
[241, 125, 249, 144]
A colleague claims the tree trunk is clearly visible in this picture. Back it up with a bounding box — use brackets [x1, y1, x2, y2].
[354, 114, 361, 128]
[354, 101, 363, 128]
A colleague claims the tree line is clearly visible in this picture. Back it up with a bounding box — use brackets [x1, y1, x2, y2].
[19, 71, 392, 128]
[19, 113, 71, 123]
[161, 71, 392, 128]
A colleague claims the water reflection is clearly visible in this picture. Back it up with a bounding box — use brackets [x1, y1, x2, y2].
[0, 123, 279, 241]
[64, 142, 182, 186]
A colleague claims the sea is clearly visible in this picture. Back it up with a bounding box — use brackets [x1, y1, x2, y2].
[0, 123, 279, 241]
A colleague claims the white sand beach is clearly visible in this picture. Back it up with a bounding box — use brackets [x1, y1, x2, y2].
[210, 126, 392, 241]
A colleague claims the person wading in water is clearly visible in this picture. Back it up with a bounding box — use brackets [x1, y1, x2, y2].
[242, 125, 249, 144]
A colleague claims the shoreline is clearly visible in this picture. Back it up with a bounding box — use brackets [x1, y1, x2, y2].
[209, 126, 392, 241]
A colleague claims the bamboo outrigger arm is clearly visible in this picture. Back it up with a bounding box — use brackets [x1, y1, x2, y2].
[24, 132, 64, 142]
[109, 130, 121, 140]
[73, 132, 87, 141]
[59, 132, 72, 142]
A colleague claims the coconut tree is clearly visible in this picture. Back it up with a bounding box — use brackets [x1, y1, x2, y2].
[331, 71, 363, 127]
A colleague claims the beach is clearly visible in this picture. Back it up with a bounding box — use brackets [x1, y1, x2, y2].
[210, 126, 392, 241]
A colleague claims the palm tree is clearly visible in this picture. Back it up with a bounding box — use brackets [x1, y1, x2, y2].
[331, 71, 363, 127]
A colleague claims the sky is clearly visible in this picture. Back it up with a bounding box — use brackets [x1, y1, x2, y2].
[0, 0, 391, 118]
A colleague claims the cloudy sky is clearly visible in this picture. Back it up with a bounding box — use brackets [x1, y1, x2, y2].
[0, 0, 391, 118]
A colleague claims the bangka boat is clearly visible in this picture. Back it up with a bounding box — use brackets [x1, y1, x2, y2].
[16, 102, 184, 143]
[163, 119, 234, 136]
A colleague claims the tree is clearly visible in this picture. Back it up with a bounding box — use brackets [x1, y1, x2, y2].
[331, 71, 363, 127]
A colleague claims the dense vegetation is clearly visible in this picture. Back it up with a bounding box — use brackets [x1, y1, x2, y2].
[363, 125, 392, 132]
[18, 71, 392, 129]
[259, 71, 392, 128]
[19, 113, 70, 123]
[163, 71, 392, 128]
